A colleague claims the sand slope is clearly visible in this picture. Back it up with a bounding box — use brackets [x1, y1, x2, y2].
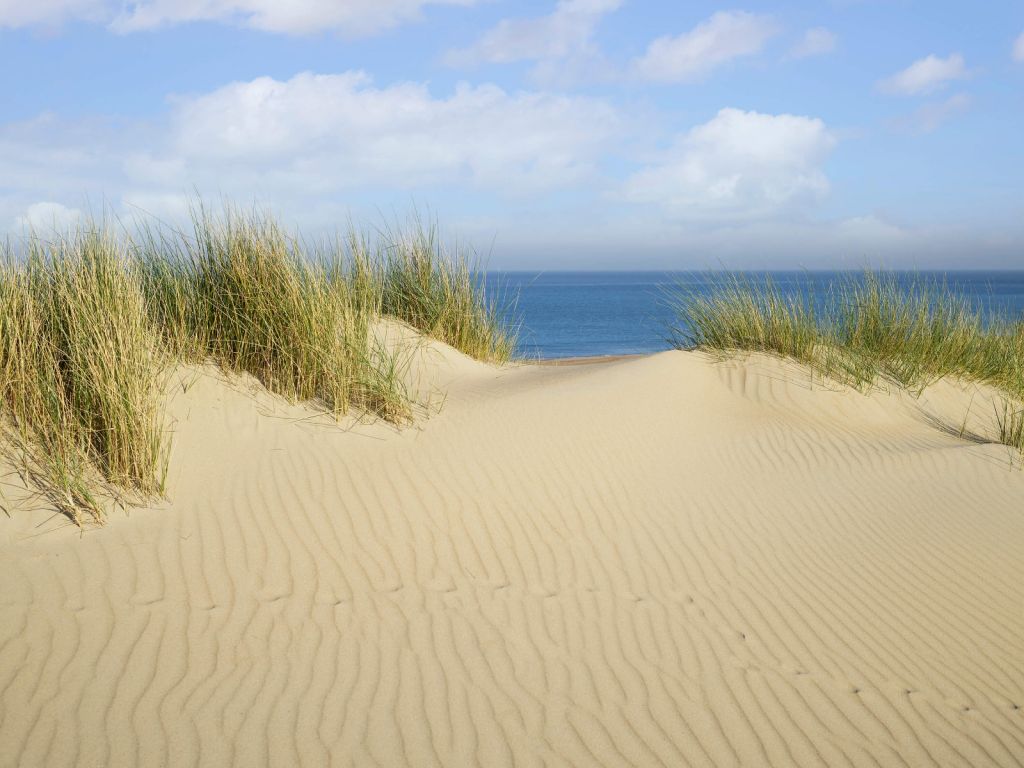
[2, 341, 1024, 767]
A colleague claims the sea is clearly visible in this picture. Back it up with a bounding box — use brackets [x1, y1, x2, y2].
[488, 271, 1024, 360]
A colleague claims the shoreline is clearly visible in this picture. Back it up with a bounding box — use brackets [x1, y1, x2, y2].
[531, 353, 648, 365]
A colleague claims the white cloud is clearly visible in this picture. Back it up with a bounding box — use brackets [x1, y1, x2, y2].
[15, 201, 83, 231]
[623, 108, 836, 217]
[157, 71, 621, 192]
[0, 0, 478, 34]
[444, 0, 620, 66]
[788, 27, 836, 59]
[1014, 31, 1024, 62]
[878, 53, 969, 95]
[630, 11, 779, 83]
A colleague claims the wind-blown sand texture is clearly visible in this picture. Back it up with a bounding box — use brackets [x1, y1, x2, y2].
[2, 334, 1024, 767]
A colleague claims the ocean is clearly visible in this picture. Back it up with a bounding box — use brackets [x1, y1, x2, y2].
[489, 271, 1024, 360]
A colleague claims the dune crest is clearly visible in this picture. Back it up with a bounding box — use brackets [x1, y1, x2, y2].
[2, 346, 1023, 767]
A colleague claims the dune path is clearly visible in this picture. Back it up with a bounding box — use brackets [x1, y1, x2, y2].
[2, 342, 1024, 767]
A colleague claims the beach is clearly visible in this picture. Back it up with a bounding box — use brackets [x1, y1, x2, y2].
[2, 334, 1023, 767]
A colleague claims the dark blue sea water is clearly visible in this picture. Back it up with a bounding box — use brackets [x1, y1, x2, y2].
[488, 271, 1024, 360]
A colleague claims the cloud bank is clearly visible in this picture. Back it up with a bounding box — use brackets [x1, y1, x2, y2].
[161, 71, 620, 192]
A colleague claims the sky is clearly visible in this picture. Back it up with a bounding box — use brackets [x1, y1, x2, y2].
[1, 0, 1023, 269]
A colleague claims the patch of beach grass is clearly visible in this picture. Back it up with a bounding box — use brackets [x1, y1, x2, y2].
[668, 271, 1024, 457]
[138, 205, 411, 421]
[369, 219, 517, 364]
[1, 228, 167, 523]
[667, 273, 821, 368]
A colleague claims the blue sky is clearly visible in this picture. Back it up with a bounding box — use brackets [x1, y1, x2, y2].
[1, 1, 1022, 268]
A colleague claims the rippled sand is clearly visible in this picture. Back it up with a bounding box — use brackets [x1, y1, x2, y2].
[2, 333, 1023, 767]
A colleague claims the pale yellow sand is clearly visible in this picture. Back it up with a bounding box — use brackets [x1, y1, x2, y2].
[2, 334, 1024, 767]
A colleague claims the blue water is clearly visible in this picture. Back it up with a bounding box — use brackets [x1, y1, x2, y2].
[488, 271, 1024, 360]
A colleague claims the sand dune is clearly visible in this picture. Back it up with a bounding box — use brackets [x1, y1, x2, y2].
[2, 337, 1024, 767]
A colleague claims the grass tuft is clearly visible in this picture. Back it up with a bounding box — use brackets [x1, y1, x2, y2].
[668, 273, 820, 366]
[139, 205, 405, 418]
[1, 228, 167, 522]
[995, 398, 1024, 464]
[371, 220, 517, 364]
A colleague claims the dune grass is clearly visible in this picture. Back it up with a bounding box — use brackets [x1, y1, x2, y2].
[0, 229, 167, 522]
[995, 398, 1024, 463]
[367, 221, 517, 364]
[138, 207, 411, 422]
[668, 271, 1024, 455]
[0, 204, 516, 523]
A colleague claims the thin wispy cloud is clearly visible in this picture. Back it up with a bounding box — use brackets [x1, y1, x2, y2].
[630, 11, 779, 83]
[893, 93, 972, 134]
[788, 27, 836, 59]
[444, 0, 620, 67]
[878, 53, 969, 95]
[1014, 31, 1024, 62]
[446, 6, 779, 86]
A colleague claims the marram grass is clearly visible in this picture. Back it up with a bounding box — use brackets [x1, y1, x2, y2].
[1, 229, 167, 523]
[668, 271, 1024, 456]
[370, 220, 517, 364]
[138, 207, 406, 421]
[0, 205, 516, 523]
[995, 398, 1024, 464]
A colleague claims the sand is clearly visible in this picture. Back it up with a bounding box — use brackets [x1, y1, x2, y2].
[2, 333, 1024, 767]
